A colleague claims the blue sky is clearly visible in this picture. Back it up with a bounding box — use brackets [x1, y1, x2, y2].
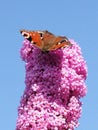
[0, 0, 98, 130]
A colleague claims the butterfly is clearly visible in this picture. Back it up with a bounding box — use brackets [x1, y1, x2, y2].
[20, 30, 72, 51]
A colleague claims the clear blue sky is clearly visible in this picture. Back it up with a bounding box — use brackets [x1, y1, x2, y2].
[0, 0, 98, 130]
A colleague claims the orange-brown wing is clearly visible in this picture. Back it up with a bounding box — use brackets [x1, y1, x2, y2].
[20, 30, 44, 49]
[48, 36, 72, 51]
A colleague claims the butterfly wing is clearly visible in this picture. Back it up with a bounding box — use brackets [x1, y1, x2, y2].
[20, 30, 44, 49]
[44, 35, 72, 51]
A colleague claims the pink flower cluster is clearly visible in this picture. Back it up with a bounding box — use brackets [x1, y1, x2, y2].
[16, 39, 87, 130]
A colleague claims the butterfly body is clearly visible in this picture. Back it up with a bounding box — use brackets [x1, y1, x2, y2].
[20, 30, 72, 51]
